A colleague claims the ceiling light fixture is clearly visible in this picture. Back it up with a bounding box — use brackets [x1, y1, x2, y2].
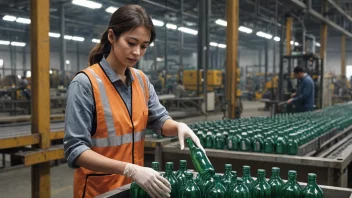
[49, 32, 60, 38]
[72, 0, 102, 9]
[166, 23, 177, 30]
[274, 36, 280, 42]
[16, 17, 31, 24]
[11, 42, 26, 47]
[239, 26, 252, 34]
[92, 38, 100, 43]
[210, 42, 218, 47]
[178, 27, 198, 35]
[218, 44, 226, 48]
[3, 15, 16, 22]
[215, 19, 227, 26]
[0, 40, 10, 45]
[256, 31, 273, 39]
[105, 6, 118, 13]
[72, 36, 85, 42]
[152, 19, 164, 27]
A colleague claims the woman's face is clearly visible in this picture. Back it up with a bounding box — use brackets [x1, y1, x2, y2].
[108, 25, 151, 68]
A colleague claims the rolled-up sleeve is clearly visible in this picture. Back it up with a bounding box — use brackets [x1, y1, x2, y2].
[145, 76, 171, 135]
[64, 73, 94, 168]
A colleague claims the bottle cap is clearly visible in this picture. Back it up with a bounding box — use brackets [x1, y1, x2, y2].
[225, 164, 232, 170]
[207, 132, 212, 135]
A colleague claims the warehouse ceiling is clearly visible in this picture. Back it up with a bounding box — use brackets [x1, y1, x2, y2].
[0, 0, 351, 55]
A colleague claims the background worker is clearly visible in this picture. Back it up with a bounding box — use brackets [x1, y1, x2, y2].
[287, 66, 315, 112]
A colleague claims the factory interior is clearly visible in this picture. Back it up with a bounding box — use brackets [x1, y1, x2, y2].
[1, 0, 352, 197]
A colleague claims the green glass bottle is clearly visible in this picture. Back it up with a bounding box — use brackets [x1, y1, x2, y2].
[251, 169, 271, 198]
[227, 178, 250, 198]
[221, 164, 233, 191]
[227, 171, 238, 193]
[253, 135, 264, 152]
[199, 175, 215, 195]
[164, 162, 179, 198]
[206, 174, 227, 198]
[205, 132, 215, 148]
[181, 171, 202, 198]
[268, 167, 284, 198]
[130, 181, 147, 198]
[239, 132, 251, 152]
[264, 137, 274, 153]
[186, 138, 215, 179]
[215, 132, 225, 149]
[151, 161, 159, 172]
[282, 170, 302, 198]
[226, 132, 235, 150]
[276, 136, 286, 154]
[242, 165, 255, 189]
[176, 160, 188, 189]
[197, 131, 205, 147]
[287, 134, 299, 155]
[302, 173, 324, 198]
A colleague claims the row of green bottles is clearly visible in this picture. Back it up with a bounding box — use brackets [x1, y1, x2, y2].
[132, 163, 323, 198]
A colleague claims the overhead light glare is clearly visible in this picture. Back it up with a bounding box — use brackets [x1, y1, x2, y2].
[149, 42, 154, 47]
[11, 42, 26, 47]
[215, 19, 227, 26]
[92, 38, 100, 43]
[49, 32, 60, 38]
[210, 42, 218, 47]
[152, 19, 164, 27]
[72, 36, 85, 42]
[239, 26, 252, 34]
[3, 15, 16, 22]
[256, 31, 273, 39]
[16, 17, 31, 24]
[105, 6, 118, 13]
[166, 23, 177, 30]
[274, 36, 280, 41]
[178, 27, 198, 35]
[72, 0, 102, 9]
[218, 44, 226, 48]
[0, 40, 10, 45]
[316, 43, 321, 47]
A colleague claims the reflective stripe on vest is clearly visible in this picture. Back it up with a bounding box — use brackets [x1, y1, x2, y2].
[91, 130, 145, 147]
[132, 68, 148, 106]
[86, 68, 116, 138]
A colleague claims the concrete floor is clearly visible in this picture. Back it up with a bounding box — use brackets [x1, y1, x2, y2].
[0, 100, 269, 198]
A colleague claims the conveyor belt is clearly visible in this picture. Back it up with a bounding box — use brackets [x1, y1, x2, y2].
[326, 137, 352, 159]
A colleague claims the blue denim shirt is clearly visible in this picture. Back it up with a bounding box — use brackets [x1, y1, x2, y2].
[64, 57, 171, 168]
[293, 74, 315, 112]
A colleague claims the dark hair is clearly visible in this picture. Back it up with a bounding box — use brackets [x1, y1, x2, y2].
[89, 4, 156, 65]
[293, 66, 304, 74]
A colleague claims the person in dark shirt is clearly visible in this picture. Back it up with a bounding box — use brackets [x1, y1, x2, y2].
[287, 66, 315, 112]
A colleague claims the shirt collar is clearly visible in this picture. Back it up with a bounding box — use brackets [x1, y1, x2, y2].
[99, 56, 135, 84]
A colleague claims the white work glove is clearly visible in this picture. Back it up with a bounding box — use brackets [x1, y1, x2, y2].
[177, 122, 206, 153]
[124, 163, 171, 198]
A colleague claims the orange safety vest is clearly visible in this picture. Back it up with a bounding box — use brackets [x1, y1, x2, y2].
[73, 64, 149, 198]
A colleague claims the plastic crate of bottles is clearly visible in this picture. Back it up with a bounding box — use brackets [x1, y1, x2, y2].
[188, 103, 352, 155]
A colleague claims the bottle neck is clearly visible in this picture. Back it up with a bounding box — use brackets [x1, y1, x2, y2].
[180, 165, 186, 171]
[258, 173, 265, 181]
[307, 178, 317, 185]
[288, 175, 297, 183]
[243, 170, 250, 177]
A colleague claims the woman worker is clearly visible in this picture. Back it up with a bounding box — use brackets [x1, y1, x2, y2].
[63, 4, 204, 198]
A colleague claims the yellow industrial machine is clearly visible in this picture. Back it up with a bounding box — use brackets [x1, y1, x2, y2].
[254, 76, 279, 100]
[183, 69, 222, 91]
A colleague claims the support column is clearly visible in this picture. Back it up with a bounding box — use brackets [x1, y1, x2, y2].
[76, 42, 80, 71]
[264, 40, 269, 84]
[179, 0, 184, 79]
[60, 3, 66, 86]
[164, 12, 168, 92]
[286, 17, 293, 55]
[197, 0, 206, 96]
[320, 0, 328, 108]
[278, 16, 285, 101]
[226, 0, 239, 118]
[341, 35, 346, 77]
[30, 0, 50, 197]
